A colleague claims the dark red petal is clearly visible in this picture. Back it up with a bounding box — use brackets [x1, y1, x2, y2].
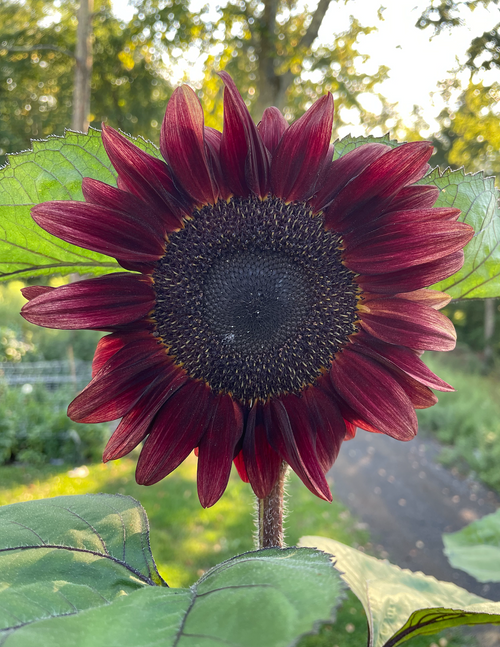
[323, 142, 434, 231]
[242, 402, 281, 498]
[82, 177, 180, 234]
[351, 334, 438, 408]
[310, 373, 383, 435]
[330, 348, 418, 440]
[268, 397, 332, 502]
[101, 124, 188, 220]
[344, 221, 474, 274]
[382, 184, 440, 212]
[68, 336, 168, 423]
[345, 348, 438, 409]
[136, 380, 212, 485]
[351, 331, 454, 392]
[161, 85, 218, 206]
[359, 297, 457, 351]
[394, 372, 438, 409]
[115, 259, 156, 275]
[31, 201, 166, 262]
[92, 332, 130, 377]
[334, 398, 384, 434]
[344, 420, 357, 440]
[393, 288, 451, 310]
[205, 126, 222, 152]
[311, 143, 391, 213]
[315, 143, 335, 192]
[258, 107, 289, 155]
[233, 450, 250, 483]
[357, 250, 465, 294]
[103, 365, 189, 462]
[204, 127, 225, 198]
[21, 273, 154, 330]
[197, 395, 244, 508]
[219, 71, 270, 198]
[271, 93, 334, 203]
[303, 381, 345, 472]
[21, 286, 54, 301]
[344, 207, 462, 249]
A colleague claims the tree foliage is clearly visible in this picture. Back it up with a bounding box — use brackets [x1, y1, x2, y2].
[1, 0, 391, 165]
[432, 80, 500, 176]
[0, 0, 178, 165]
[417, 0, 500, 72]
[197, 1, 389, 124]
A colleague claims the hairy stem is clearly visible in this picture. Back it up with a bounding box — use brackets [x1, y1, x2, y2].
[257, 461, 288, 549]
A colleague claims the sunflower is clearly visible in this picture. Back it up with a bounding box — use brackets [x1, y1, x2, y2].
[21, 73, 474, 508]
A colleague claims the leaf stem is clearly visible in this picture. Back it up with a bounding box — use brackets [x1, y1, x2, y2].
[257, 461, 288, 549]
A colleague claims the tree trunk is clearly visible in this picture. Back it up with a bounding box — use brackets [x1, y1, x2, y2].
[72, 0, 93, 132]
[253, 0, 333, 119]
[254, 68, 293, 118]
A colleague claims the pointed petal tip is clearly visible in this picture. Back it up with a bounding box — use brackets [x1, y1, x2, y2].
[219, 71, 270, 198]
[161, 82, 218, 205]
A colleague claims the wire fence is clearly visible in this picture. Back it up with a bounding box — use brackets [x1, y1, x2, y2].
[0, 360, 92, 389]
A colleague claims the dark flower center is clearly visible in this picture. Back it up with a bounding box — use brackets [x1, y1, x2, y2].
[153, 196, 359, 402]
[203, 251, 311, 353]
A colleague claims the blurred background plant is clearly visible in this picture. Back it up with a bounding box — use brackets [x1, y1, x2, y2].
[0, 281, 108, 466]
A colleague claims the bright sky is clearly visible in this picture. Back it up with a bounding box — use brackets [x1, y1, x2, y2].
[112, 0, 500, 136]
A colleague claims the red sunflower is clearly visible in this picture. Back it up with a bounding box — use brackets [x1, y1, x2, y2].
[21, 73, 474, 508]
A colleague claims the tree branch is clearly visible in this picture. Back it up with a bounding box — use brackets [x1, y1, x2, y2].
[299, 0, 333, 50]
[2, 44, 76, 59]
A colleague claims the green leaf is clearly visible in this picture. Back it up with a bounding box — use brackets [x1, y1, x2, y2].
[0, 128, 159, 282]
[332, 133, 400, 160]
[300, 535, 500, 647]
[0, 493, 166, 634]
[6, 129, 498, 299]
[419, 167, 500, 299]
[443, 509, 500, 583]
[0, 494, 343, 645]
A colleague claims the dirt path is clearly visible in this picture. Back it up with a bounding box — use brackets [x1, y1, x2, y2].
[329, 431, 500, 600]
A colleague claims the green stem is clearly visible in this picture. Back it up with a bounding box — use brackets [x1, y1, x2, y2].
[257, 461, 288, 549]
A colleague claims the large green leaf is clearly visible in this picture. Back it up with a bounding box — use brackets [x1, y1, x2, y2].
[443, 509, 500, 583]
[0, 129, 159, 282]
[300, 535, 500, 647]
[332, 133, 400, 159]
[0, 494, 343, 646]
[421, 167, 500, 299]
[0, 493, 166, 629]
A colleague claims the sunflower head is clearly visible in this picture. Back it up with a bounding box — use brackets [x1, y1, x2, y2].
[22, 73, 474, 507]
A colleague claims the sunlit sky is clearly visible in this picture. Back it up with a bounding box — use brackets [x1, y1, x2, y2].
[112, 0, 500, 136]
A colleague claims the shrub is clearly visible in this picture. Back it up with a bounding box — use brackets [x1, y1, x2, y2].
[418, 349, 500, 491]
[0, 382, 108, 465]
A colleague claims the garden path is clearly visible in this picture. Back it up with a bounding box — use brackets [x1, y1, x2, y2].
[329, 430, 500, 598]
[328, 430, 500, 600]
[329, 431, 500, 644]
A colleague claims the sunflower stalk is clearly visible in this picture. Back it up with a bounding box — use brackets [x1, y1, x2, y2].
[257, 461, 289, 548]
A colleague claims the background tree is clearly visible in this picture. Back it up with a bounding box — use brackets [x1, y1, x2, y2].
[432, 80, 500, 175]
[0, 0, 181, 166]
[188, 0, 389, 125]
[1, 0, 392, 164]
